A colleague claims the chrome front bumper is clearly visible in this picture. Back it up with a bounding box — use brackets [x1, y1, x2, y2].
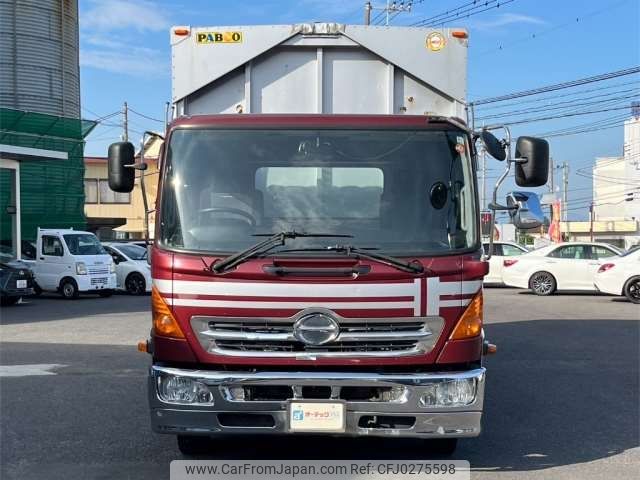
[149, 366, 485, 439]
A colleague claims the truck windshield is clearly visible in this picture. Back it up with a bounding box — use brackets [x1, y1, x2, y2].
[160, 128, 478, 256]
[63, 234, 107, 255]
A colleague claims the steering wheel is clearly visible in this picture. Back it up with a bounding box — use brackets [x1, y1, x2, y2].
[197, 207, 257, 227]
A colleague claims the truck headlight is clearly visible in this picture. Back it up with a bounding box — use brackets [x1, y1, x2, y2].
[76, 262, 87, 275]
[109, 262, 116, 274]
[157, 374, 214, 405]
[419, 378, 476, 407]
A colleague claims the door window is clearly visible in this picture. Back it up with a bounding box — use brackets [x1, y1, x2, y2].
[42, 236, 63, 256]
[592, 246, 618, 260]
[548, 245, 588, 259]
[105, 246, 126, 264]
[483, 243, 502, 256]
[502, 244, 526, 256]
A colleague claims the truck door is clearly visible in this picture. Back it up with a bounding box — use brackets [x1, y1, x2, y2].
[38, 235, 66, 290]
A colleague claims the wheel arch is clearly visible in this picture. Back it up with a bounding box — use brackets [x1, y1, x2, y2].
[622, 275, 640, 296]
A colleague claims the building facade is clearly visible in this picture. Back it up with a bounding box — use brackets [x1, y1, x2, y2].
[84, 136, 161, 240]
[0, 0, 93, 260]
[569, 116, 640, 249]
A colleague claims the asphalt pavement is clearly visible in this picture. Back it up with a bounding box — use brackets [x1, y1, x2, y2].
[0, 289, 638, 480]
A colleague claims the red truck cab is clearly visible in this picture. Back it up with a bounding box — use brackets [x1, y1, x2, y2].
[107, 23, 548, 455]
[142, 114, 488, 454]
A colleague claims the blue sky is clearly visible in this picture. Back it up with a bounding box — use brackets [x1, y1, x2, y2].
[78, 0, 640, 220]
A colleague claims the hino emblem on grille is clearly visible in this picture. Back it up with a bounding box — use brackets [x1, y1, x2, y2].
[293, 312, 340, 346]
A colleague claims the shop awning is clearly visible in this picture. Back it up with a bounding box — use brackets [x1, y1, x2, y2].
[0, 108, 97, 158]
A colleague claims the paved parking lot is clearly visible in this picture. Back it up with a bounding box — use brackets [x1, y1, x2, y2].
[0, 289, 638, 480]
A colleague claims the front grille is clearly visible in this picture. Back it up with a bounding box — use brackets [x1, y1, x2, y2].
[215, 339, 419, 353]
[88, 267, 110, 275]
[191, 314, 444, 358]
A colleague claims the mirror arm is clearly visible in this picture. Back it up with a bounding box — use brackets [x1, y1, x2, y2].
[485, 126, 513, 260]
[488, 202, 518, 211]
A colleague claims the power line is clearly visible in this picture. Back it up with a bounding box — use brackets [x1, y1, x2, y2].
[128, 107, 164, 124]
[475, 0, 634, 56]
[474, 79, 640, 112]
[410, 0, 516, 27]
[471, 66, 640, 106]
[475, 91, 639, 121]
[500, 105, 635, 127]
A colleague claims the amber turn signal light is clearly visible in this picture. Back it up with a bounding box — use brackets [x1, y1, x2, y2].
[449, 291, 483, 340]
[173, 28, 190, 36]
[152, 287, 185, 338]
[451, 30, 468, 39]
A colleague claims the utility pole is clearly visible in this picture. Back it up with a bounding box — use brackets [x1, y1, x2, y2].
[122, 101, 129, 142]
[365, 1, 412, 26]
[562, 162, 569, 239]
[480, 147, 487, 211]
[589, 202, 594, 242]
[548, 157, 554, 223]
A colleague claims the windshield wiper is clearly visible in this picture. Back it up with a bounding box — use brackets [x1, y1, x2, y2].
[325, 245, 425, 274]
[210, 231, 353, 274]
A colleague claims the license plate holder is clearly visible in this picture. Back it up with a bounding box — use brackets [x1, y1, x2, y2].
[287, 400, 346, 433]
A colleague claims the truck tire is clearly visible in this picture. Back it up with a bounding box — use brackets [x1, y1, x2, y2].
[125, 272, 146, 295]
[177, 435, 211, 455]
[33, 283, 42, 296]
[426, 438, 458, 456]
[0, 296, 20, 307]
[98, 289, 114, 298]
[623, 276, 640, 304]
[529, 271, 556, 296]
[60, 278, 79, 299]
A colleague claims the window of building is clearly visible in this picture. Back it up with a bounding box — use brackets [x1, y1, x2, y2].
[99, 179, 130, 204]
[84, 179, 98, 203]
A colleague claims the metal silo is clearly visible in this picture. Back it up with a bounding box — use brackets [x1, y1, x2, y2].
[0, 0, 80, 117]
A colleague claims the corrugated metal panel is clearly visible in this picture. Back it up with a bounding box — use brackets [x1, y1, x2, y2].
[173, 23, 468, 118]
[0, 0, 80, 117]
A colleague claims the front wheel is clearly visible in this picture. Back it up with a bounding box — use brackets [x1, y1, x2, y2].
[60, 279, 79, 299]
[177, 435, 211, 456]
[425, 438, 458, 456]
[624, 276, 640, 304]
[125, 273, 146, 295]
[529, 271, 556, 296]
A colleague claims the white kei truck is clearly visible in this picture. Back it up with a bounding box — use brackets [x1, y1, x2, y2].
[26, 228, 116, 299]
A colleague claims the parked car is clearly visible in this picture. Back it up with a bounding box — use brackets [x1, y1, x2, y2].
[102, 243, 151, 295]
[482, 241, 529, 285]
[0, 246, 35, 306]
[595, 248, 640, 304]
[23, 228, 117, 299]
[502, 242, 622, 295]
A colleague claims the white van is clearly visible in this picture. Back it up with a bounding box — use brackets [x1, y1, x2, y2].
[27, 228, 117, 299]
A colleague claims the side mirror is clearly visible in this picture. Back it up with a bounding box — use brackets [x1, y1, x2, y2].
[515, 137, 549, 187]
[479, 130, 506, 161]
[507, 191, 545, 229]
[108, 142, 135, 193]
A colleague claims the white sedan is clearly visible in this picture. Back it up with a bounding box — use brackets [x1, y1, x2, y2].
[502, 242, 622, 295]
[102, 243, 152, 295]
[482, 241, 529, 285]
[594, 249, 640, 304]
